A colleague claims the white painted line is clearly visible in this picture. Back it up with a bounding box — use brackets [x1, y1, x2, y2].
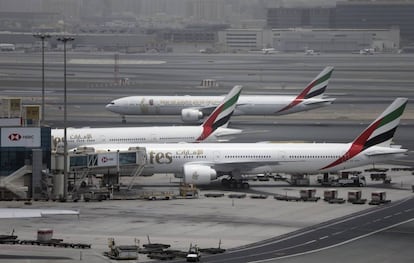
[332, 231, 343, 236]
[240, 198, 414, 257]
[305, 240, 316, 245]
[319, 236, 329, 240]
[384, 215, 392, 219]
[373, 219, 381, 222]
[247, 218, 414, 263]
[69, 59, 166, 65]
[394, 212, 402, 216]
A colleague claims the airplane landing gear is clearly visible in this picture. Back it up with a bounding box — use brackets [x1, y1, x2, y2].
[121, 116, 126, 124]
[221, 178, 250, 189]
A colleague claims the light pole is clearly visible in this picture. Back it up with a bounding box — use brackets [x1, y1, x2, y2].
[57, 36, 74, 200]
[33, 33, 51, 125]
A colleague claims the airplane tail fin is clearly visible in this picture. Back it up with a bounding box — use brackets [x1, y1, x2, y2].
[302, 66, 334, 99]
[278, 66, 334, 112]
[322, 98, 407, 170]
[351, 98, 407, 149]
[197, 85, 242, 141]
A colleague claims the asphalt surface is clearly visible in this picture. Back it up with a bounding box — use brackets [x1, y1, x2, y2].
[0, 51, 413, 262]
[185, 196, 414, 263]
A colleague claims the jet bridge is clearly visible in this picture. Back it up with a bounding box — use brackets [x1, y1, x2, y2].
[51, 147, 147, 198]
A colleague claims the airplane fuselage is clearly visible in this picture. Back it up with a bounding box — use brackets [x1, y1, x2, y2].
[87, 143, 406, 176]
[106, 95, 335, 116]
[51, 126, 241, 150]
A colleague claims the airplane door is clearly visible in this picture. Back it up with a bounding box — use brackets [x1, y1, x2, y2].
[280, 151, 287, 161]
[214, 151, 220, 162]
[150, 133, 158, 142]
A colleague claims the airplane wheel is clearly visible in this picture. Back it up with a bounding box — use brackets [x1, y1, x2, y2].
[229, 179, 238, 189]
[221, 178, 230, 188]
[242, 182, 250, 189]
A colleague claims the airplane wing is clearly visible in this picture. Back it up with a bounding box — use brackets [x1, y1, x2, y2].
[303, 97, 336, 105]
[210, 160, 282, 173]
[210, 128, 243, 138]
[0, 208, 79, 219]
[192, 102, 245, 116]
[364, 148, 407, 156]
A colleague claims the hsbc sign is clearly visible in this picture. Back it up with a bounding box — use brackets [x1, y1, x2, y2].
[1, 128, 41, 147]
[8, 133, 22, 141]
[97, 152, 118, 167]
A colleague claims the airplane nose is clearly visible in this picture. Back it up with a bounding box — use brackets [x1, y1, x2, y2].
[105, 102, 116, 111]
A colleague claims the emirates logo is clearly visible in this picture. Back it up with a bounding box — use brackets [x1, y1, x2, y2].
[8, 133, 22, 141]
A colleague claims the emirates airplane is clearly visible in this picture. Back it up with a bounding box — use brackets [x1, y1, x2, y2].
[75, 98, 408, 187]
[105, 66, 335, 123]
[52, 85, 243, 150]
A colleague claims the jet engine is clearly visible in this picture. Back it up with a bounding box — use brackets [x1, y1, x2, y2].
[181, 109, 204, 123]
[183, 165, 217, 185]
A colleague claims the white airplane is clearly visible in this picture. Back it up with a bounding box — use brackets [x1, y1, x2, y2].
[261, 48, 278, 54]
[105, 66, 335, 123]
[76, 98, 408, 187]
[52, 85, 243, 150]
[0, 208, 79, 219]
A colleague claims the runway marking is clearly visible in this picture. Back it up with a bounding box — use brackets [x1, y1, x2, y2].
[394, 212, 402, 216]
[384, 215, 392, 219]
[404, 209, 412, 212]
[236, 198, 413, 256]
[68, 59, 166, 65]
[319, 236, 329, 240]
[373, 219, 381, 223]
[224, 240, 320, 263]
[247, 218, 414, 263]
[350, 226, 358, 230]
[332, 231, 344, 236]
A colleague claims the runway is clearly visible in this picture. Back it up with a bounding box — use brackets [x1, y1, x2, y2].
[187, 196, 414, 263]
[1, 52, 413, 262]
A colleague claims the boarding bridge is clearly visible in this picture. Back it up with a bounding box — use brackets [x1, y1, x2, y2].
[51, 147, 147, 197]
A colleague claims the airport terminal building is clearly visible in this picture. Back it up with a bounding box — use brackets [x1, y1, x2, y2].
[217, 27, 400, 53]
[267, 1, 414, 45]
[0, 98, 51, 199]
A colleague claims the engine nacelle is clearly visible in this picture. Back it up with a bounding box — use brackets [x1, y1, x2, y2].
[183, 165, 217, 185]
[181, 108, 204, 123]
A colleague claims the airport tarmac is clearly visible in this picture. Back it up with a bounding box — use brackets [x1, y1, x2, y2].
[0, 165, 413, 262]
[1, 52, 414, 262]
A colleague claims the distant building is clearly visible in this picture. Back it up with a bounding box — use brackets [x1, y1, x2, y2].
[217, 27, 399, 53]
[335, 1, 414, 44]
[267, 1, 414, 45]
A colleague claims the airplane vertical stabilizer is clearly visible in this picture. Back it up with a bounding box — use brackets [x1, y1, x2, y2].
[352, 97, 407, 148]
[197, 85, 242, 141]
[278, 66, 334, 112]
[322, 98, 407, 169]
[304, 66, 334, 99]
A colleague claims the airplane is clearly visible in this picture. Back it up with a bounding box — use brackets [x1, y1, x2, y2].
[261, 48, 278, 54]
[0, 208, 79, 219]
[360, 48, 375, 55]
[75, 98, 408, 188]
[105, 66, 335, 123]
[52, 85, 243, 150]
